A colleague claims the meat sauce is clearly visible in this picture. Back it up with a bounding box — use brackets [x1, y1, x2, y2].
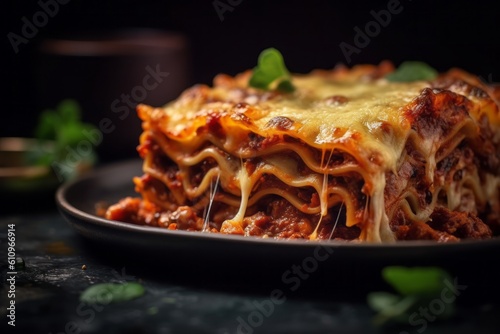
[104, 74, 499, 242]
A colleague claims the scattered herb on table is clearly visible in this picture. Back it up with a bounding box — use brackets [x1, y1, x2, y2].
[15, 257, 25, 270]
[80, 282, 145, 304]
[249, 48, 295, 93]
[367, 266, 456, 326]
[386, 61, 438, 82]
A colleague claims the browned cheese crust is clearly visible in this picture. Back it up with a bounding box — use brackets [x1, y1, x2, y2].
[105, 62, 500, 243]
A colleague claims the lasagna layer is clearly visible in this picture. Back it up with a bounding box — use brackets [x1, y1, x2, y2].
[105, 63, 500, 242]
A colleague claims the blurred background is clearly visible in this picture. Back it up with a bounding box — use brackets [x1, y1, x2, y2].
[3, 0, 500, 163]
[2, 2, 500, 331]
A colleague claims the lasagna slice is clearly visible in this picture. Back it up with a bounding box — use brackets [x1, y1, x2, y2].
[105, 63, 500, 242]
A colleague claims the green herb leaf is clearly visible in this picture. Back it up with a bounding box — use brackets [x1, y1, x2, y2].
[367, 266, 457, 326]
[386, 61, 438, 82]
[35, 109, 62, 140]
[33, 99, 101, 173]
[15, 257, 26, 270]
[249, 48, 295, 92]
[367, 291, 401, 312]
[382, 266, 451, 297]
[58, 99, 81, 124]
[80, 282, 145, 304]
[368, 293, 419, 325]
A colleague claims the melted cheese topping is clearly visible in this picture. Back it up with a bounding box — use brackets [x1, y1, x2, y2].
[158, 77, 428, 171]
[136, 70, 500, 243]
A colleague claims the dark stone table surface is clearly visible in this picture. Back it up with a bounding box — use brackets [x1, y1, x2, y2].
[1, 197, 499, 334]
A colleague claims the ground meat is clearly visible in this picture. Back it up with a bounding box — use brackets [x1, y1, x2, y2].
[484, 202, 500, 235]
[157, 206, 204, 231]
[239, 199, 314, 238]
[105, 197, 159, 226]
[429, 206, 492, 239]
[401, 221, 460, 242]
[322, 224, 361, 240]
[266, 199, 314, 238]
[391, 205, 492, 242]
[241, 199, 359, 240]
[243, 211, 271, 236]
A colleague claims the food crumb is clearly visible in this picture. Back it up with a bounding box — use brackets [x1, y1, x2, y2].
[16, 257, 26, 270]
[82, 264, 87, 270]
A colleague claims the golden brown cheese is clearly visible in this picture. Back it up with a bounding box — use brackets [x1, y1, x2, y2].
[108, 64, 500, 243]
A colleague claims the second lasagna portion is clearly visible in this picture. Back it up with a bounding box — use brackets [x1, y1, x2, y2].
[106, 64, 500, 242]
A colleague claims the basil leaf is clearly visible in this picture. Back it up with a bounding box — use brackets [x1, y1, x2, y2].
[35, 109, 61, 140]
[382, 266, 451, 297]
[33, 99, 101, 173]
[386, 61, 438, 82]
[80, 282, 145, 304]
[276, 79, 295, 93]
[249, 48, 295, 92]
[368, 266, 457, 326]
[366, 291, 401, 312]
[58, 122, 87, 148]
[58, 99, 81, 123]
[369, 293, 419, 325]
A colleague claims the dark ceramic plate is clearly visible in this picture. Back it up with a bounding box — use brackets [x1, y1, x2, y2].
[56, 159, 500, 266]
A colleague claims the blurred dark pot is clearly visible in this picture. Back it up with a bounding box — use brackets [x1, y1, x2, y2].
[37, 29, 191, 162]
